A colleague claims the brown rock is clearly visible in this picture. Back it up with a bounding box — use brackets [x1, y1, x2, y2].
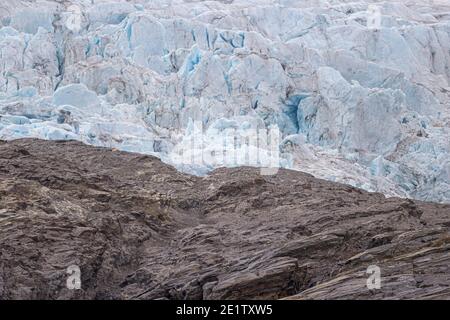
[0, 139, 449, 300]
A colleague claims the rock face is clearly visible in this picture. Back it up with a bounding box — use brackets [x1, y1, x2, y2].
[0, 0, 449, 203]
[0, 139, 449, 300]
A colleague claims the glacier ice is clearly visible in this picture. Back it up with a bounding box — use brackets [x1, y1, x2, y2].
[0, 0, 449, 203]
[53, 83, 100, 108]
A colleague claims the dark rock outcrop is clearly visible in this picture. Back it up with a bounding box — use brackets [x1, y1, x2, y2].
[0, 139, 449, 300]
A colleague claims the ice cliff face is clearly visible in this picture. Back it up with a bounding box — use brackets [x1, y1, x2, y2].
[0, 0, 449, 203]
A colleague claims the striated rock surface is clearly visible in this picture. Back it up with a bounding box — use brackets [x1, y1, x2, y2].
[0, 139, 448, 300]
[0, 0, 449, 203]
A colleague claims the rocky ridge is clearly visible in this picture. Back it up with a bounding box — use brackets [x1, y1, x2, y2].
[0, 139, 448, 299]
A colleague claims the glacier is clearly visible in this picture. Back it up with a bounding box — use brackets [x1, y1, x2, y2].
[0, 0, 449, 203]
